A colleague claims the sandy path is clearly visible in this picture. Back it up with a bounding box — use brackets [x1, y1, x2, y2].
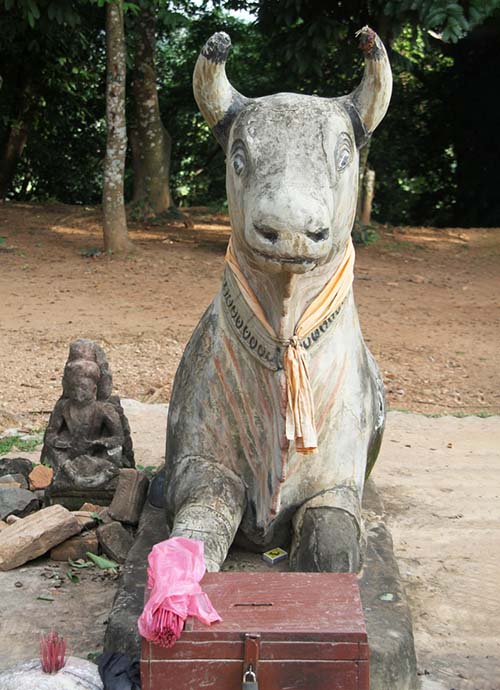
[373, 412, 500, 690]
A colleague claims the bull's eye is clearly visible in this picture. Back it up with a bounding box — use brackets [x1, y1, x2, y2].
[335, 133, 352, 173]
[232, 149, 246, 176]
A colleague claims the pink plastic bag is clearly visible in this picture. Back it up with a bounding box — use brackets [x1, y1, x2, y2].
[138, 537, 221, 648]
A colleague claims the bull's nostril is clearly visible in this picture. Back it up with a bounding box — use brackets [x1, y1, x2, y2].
[255, 224, 279, 244]
[306, 227, 330, 243]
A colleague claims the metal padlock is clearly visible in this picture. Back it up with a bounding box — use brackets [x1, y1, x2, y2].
[242, 664, 259, 690]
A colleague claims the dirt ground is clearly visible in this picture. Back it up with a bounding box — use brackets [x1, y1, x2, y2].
[0, 203, 499, 430]
[1, 204, 499, 688]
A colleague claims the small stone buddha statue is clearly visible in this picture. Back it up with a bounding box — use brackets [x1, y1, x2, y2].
[43, 340, 134, 508]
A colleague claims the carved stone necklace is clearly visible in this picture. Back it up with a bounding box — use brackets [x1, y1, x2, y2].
[223, 239, 355, 454]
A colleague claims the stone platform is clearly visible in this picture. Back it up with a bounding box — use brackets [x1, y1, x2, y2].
[105, 476, 418, 690]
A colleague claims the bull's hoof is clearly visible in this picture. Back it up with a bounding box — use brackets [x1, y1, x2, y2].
[291, 507, 361, 573]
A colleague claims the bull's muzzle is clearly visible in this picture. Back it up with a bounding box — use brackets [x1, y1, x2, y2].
[249, 220, 332, 272]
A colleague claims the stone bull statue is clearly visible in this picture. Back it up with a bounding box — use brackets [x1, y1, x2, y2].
[165, 27, 392, 572]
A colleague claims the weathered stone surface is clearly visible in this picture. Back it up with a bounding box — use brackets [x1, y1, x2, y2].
[0, 458, 33, 480]
[0, 504, 81, 570]
[80, 502, 104, 513]
[0, 474, 28, 489]
[0, 488, 39, 520]
[97, 521, 134, 564]
[108, 469, 149, 525]
[0, 656, 103, 689]
[28, 464, 53, 490]
[50, 531, 99, 561]
[47, 485, 118, 511]
[360, 480, 418, 690]
[105, 500, 169, 657]
[0, 521, 8, 532]
[98, 507, 115, 525]
[72, 510, 98, 530]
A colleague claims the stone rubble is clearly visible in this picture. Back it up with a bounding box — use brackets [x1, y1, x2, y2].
[97, 521, 134, 564]
[28, 465, 53, 491]
[0, 505, 81, 571]
[0, 457, 33, 480]
[50, 531, 99, 562]
[0, 487, 40, 520]
[108, 468, 149, 526]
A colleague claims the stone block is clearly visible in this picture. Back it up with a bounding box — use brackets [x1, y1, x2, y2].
[46, 481, 119, 511]
[108, 469, 149, 526]
[97, 521, 134, 564]
[0, 488, 39, 520]
[0, 474, 28, 489]
[72, 510, 98, 530]
[80, 502, 105, 513]
[0, 458, 33, 480]
[0, 504, 81, 571]
[50, 531, 99, 561]
[28, 464, 53, 490]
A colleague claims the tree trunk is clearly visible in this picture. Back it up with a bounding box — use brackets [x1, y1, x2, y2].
[355, 140, 371, 222]
[103, 0, 132, 254]
[360, 168, 375, 225]
[130, 7, 173, 217]
[0, 81, 37, 199]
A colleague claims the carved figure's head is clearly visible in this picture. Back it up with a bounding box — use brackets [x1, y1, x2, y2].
[193, 29, 392, 274]
[63, 360, 100, 405]
[67, 338, 112, 400]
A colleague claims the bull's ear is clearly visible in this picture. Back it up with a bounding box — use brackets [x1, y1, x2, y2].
[193, 32, 251, 152]
[342, 26, 393, 148]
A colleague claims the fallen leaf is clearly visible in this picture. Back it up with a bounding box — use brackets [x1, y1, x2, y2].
[86, 552, 119, 573]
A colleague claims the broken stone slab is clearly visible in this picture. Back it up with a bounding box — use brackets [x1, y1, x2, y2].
[360, 480, 418, 690]
[28, 464, 53, 490]
[108, 468, 149, 526]
[72, 511, 99, 531]
[0, 474, 28, 489]
[0, 656, 103, 689]
[0, 487, 40, 520]
[104, 500, 169, 658]
[80, 502, 105, 513]
[0, 458, 33, 480]
[97, 521, 134, 564]
[46, 481, 119, 511]
[0, 504, 81, 571]
[50, 531, 99, 561]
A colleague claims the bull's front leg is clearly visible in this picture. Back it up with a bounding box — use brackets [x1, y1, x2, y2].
[165, 457, 246, 572]
[289, 484, 362, 573]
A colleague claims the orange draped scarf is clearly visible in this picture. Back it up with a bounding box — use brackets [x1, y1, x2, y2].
[225, 238, 355, 454]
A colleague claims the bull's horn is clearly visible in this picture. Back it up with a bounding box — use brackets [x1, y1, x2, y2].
[193, 32, 251, 151]
[344, 26, 393, 147]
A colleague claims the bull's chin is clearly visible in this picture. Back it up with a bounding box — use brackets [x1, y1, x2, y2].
[253, 249, 321, 274]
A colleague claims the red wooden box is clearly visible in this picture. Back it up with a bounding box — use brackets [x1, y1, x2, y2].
[141, 572, 369, 690]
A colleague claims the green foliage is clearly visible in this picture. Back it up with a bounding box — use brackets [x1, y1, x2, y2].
[1, 0, 81, 29]
[384, 0, 500, 42]
[0, 433, 42, 455]
[352, 222, 380, 246]
[1, 0, 499, 225]
[86, 552, 119, 572]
